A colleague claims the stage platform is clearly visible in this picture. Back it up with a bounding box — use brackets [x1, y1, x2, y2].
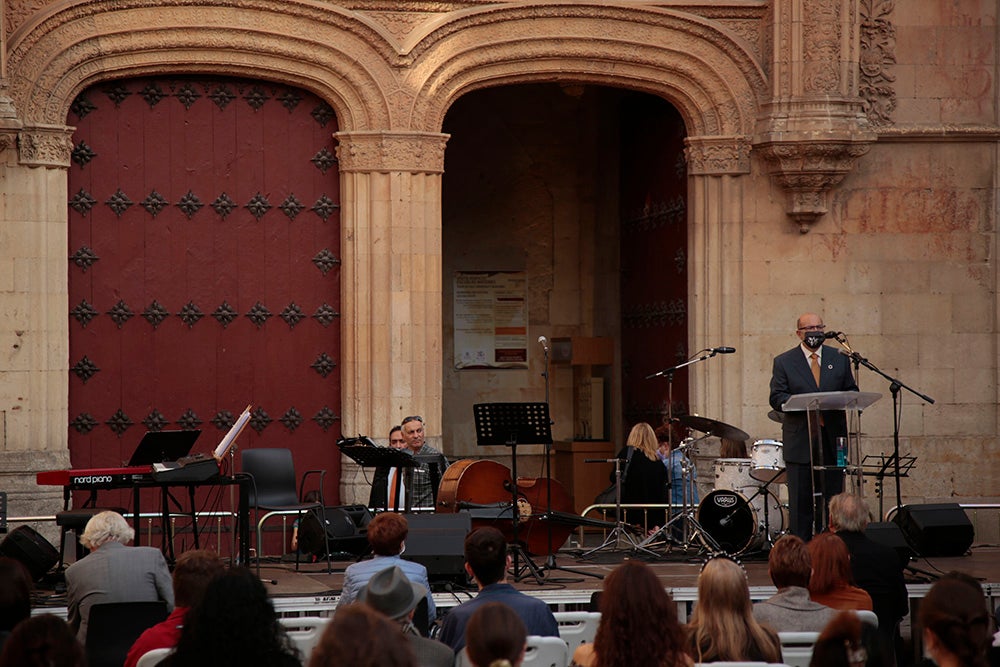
[34, 542, 1000, 622]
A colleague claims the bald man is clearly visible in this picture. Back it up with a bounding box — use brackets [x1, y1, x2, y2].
[769, 312, 858, 539]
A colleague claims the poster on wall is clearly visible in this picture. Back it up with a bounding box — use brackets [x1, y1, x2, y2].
[454, 271, 528, 369]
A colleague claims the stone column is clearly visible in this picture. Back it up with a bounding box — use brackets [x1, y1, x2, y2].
[0, 122, 75, 538]
[685, 136, 751, 426]
[334, 130, 449, 504]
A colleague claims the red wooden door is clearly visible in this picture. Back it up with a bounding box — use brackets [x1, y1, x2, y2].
[66, 76, 342, 551]
[619, 94, 689, 431]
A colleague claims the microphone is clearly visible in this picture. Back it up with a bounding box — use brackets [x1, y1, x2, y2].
[823, 331, 843, 340]
[711, 346, 736, 354]
[537, 335, 549, 353]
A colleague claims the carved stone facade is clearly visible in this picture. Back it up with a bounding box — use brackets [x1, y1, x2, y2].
[0, 0, 997, 518]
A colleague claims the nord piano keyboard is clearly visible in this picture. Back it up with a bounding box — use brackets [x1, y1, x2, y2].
[36, 466, 152, 489]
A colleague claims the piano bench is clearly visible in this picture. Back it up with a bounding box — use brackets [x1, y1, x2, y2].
[56, 507, 127, 567]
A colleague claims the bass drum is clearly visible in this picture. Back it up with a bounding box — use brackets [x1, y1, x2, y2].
[697, 490, 758, 554]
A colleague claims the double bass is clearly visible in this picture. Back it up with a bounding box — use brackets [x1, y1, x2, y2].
[436, 459, 576, 556]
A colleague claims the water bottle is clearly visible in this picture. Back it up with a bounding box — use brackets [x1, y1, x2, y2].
[836, 437, 847, 467]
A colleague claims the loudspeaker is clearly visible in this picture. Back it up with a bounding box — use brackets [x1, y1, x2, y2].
[299, 505, 371, 557]
[893, 503, 974, 557]
[0, 525, 60, 581]
[402, 511, 471, 584]
[865, 521, 915, 568]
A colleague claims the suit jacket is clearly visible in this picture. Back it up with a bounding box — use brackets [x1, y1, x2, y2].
[405, 632, 455, 667]
[752, 586, 837, 633]
[769, 344, 858, 464]
[835, 530, 908, 630]
[65, 541, 174, 642]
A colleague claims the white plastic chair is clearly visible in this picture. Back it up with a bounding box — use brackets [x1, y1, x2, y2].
[553, 611, 601, 648]
[778, 632, 821, 667]
[855, 609, 878, 628]
[279, 616, 329, 665]
[523, 635, 569, 667]
[135, 648, 174, 667]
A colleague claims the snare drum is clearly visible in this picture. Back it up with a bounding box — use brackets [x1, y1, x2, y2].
[750, 439, 786, 484]
[713, 458, 754, 491]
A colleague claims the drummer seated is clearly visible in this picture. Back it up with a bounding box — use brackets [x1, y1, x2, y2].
[753, 535, 836, 633]
[334, 512, 436, 631]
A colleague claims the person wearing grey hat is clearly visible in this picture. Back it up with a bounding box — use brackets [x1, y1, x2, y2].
[360, 567, 454, 667]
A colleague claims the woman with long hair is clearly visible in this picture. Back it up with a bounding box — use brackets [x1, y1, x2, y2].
[571, 560, 690, 667]
[466, 602, 527, 667]
[309, 604, 416, 667]
[807, 533, 873, 611]
[163, 568, 299, 667]
[686, 556, 781, 663]
[620, 422, 670, 527]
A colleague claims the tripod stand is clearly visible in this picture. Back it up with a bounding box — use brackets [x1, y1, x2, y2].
[472, 402, 551, 584]
[580, 455, 659, 559]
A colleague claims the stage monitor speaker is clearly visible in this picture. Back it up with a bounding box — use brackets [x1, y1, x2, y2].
[893, 503, 974, 558]
[0, 525, 60, 581]
[865, 521, 915, 568]
[403, 511, 471, 585]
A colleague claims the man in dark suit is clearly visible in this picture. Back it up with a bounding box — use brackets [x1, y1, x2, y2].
[769, 312, 858, 539]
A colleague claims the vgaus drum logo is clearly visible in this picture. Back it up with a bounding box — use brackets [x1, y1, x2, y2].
[713, 493, 739, 508]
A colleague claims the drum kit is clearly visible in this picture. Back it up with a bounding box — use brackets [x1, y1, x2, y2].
[642, 414, 790, 557]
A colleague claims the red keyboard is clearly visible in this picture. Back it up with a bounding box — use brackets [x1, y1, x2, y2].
[36, 466, 152, 488]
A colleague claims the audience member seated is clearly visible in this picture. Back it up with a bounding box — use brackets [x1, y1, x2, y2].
[919, 574, 993, 667]
[0, 557, 32, 653]
[571, 560, 690, 667]
[439, 527, 558, 653]
[686, 555, 781, 663]
[809, 611, 870, 667]
[65, 511, 174, 642]
[807, 533, 873, 611]
[754, 534, 836, 632]
[828, 493, 907, 661]
[466, 602, 526, 667]
[309, 603, 417, 667]
[0, 614, 86, 667]
[123, 549, 225, 667]
[359, 566, 454, 667]
[335, 512, 435, 628]
[162, 567, 299, 667]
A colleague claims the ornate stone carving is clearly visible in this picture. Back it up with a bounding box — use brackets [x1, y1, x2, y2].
[18, 123, 73, 168]
[362, 10, 438, 44]
[685, 135, 752, 176]
[335, 131, 448, 173]
[859, 0, 896, 128]
[756, 139, 872, 232]
[803, 0, 841, 94]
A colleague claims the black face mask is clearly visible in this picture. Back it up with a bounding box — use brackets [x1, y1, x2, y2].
[803, 332, 825, 349]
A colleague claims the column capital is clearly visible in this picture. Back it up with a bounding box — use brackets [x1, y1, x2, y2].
[684, 136, 752, 176]
[19, 123, 73, 168]
[334, 131, 449, 174]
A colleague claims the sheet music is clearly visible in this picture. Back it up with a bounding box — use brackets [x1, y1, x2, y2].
[214, 405, 252, 460]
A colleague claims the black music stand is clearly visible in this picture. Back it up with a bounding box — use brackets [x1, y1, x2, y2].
[473, 402, 550, 584]
[337, 439, 418, 512]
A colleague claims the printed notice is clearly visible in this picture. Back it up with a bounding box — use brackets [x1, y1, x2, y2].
[454, 272, 528, 369]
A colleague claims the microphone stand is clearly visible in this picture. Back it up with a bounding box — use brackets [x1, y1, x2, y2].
[832, 343, 934, 510]
[537, 340, 597, 582]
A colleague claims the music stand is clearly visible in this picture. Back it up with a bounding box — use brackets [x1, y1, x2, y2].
[473, 402, 551, 584]
[337, 439, 418, 512]
[783, 391, 881, 528]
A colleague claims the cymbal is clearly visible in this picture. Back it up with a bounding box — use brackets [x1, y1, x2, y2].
[677, 414, 750, 441]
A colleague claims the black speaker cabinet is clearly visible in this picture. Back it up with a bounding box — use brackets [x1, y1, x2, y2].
[0, 525, 60, 580]
[865, 521, 915, 568]
[403, 511, 471, 584]
[893, 503, 974, 557]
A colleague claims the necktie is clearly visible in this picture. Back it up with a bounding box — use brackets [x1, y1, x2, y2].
[810, 352, 821, 387]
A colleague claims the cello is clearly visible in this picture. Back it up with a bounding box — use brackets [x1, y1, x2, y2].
[436, 459, 576, 556]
